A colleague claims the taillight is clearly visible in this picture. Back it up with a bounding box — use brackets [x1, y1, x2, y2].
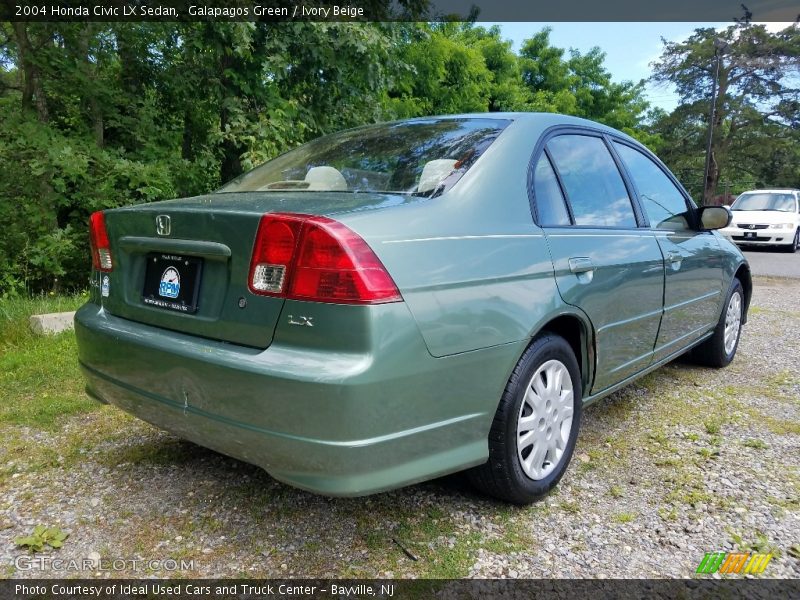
[249, 214, 305, 296]
[89, 211, 113, 272]
[248, 213, 402, 304]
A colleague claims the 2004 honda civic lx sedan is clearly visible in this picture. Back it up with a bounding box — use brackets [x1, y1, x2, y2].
[75, 113, 751, 504]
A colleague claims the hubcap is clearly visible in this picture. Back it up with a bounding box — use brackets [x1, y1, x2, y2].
[723, 291, 742, 356]
[516, 359, 574, 480]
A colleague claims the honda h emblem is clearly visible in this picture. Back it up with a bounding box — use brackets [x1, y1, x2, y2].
[749, 224, 755, 229]
[156, 215, 171, 236]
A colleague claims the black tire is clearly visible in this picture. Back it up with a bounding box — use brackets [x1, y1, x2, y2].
[691, 278, 744, 368]
[468, 333, 582, 504]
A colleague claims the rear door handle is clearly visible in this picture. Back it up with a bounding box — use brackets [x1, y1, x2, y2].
[568, 257, 594, 274]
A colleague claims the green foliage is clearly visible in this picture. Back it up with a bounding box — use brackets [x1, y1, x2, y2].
[14, 525, 69, 553]
[649, 23, 800, 203]
[384, 23, 493, 117]
[0, 22, 658, 294]
[0, 106, 177, 293]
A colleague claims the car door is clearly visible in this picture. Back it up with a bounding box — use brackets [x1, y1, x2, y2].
[611, 141, 725, 362]
[533, 132, 664, 393]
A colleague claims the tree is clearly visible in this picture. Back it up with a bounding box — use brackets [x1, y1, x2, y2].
[451, 24, 531, 112]
[651, 23, 800, 204]
[0, 21, 656, 295]
[383, 23, 493, 117]
[518, 27, 650, 135]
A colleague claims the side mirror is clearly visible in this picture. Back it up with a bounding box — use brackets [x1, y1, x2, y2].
[698, 206, 732, 230]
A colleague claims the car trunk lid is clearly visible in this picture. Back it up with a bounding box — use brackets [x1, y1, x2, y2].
[99, 192, 410, 348]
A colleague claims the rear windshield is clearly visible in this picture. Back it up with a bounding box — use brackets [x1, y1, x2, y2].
[731, 193, 797, 212]
[217, 118, 510, 197]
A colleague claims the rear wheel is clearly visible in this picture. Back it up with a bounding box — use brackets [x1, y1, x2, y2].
[691, 278, 744, 368]
[468, 333, 582, 504]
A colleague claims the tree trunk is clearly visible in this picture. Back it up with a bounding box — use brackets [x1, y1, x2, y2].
[703, 151, 720, 205]
[703, 64, 730, 206]
[219, 106, 244, 183]
[218, 52, 244, 183]
[76, 25, 104, 147]
[182, 109, 195, 161]
[12, 23, 48, 122]
[116, 24, 141, 96]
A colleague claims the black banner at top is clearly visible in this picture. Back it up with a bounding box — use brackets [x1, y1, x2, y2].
[3, 0, 800, 22]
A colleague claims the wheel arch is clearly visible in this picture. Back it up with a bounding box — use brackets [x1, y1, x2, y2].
[530, 311, 595, 397]
[733, 262, 752, 324]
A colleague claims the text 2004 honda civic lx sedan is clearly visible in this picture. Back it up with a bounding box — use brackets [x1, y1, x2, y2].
[75, 113, 751, 504]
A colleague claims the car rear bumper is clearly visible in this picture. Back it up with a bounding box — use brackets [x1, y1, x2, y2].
[74, 303, 518, 496]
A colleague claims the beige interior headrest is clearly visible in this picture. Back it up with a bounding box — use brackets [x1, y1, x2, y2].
[305, 166, 347, 191]
[417, 159, 457, 193]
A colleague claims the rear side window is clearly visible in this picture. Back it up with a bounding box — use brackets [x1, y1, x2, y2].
[532, 154, 571, 226]
[613, 142, 690, 230]
[547, 135, 636, 228]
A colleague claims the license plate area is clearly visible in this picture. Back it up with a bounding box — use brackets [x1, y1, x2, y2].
[743, 231, 757, 239]
[142, 253, 203, 314]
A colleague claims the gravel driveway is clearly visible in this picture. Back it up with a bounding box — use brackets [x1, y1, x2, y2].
[2, 277, 798, 579]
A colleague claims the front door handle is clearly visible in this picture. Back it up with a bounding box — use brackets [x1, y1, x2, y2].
[569, 257, 594, 274]
[667, 251, 682, 263]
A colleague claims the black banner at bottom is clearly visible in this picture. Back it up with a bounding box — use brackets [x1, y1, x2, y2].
[2, 579, 799, 600]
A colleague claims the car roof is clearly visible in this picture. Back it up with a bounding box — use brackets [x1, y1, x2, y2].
[402, 112, 640, 144]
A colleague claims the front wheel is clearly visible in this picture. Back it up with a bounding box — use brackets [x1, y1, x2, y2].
[786, 228, 799, 253]
[468, 333, 582, 504]
[691, 278, 744, 368]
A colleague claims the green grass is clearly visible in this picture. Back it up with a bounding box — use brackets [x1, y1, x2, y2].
[613, 512, 636, 524]
[744, 438, 769, 450]
[0, 293, 86, 348]
[729, 530, 782, 557]
[664, 472, 712, 506]
[0, 293, 96, 429]
[559, 500, 581, 514]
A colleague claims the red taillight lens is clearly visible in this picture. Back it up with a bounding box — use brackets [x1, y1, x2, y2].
[89, 211, 113, 272]
[291, 218, 402, 304]
[248, 213, 402, 304]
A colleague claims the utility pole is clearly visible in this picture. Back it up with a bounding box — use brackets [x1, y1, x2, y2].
[702, 38, 726, 206]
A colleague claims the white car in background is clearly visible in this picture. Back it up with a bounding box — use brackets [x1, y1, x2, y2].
[719, 189, 800, 253]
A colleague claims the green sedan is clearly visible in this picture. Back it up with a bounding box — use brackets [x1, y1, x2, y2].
[75, 113, 750, 504]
